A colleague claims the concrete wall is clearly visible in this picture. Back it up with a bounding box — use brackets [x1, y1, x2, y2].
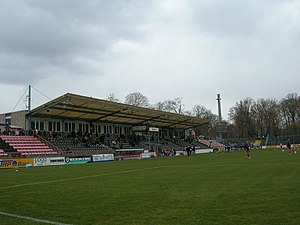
[11, 110, 27, 128]
[0, 110, 27, 129]
[0, 114, 5, 124]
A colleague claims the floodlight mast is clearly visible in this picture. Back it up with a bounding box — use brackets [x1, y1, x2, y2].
[27, 85, 32, 132]
[216, 94, 222, 139]
[28, 85, 31, 111]
[217, 94, 222, 122]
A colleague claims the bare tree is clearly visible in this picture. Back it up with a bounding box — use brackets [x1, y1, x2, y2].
[154, 97, 185, 114]
[279, 93, 300, 135]
[228, 98, 256, 138]
[192, 105, 218, 138]
[172, 97, 184, 114]
[107, 93, 119, 102]
[192, 105, 213, 119]
[155, 101, 165, 111]
[222, 93, 300, 141]
[184, 110, 192, 116]
[252, 98, 280, 138]
[162, 100, 175, 112]
[125, 92, 149, 107]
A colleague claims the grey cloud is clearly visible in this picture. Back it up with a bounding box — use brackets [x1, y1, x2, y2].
[0, 0, 299, 116]
[0, 0, 155, 84]
[188, 0, 269, 37]
[0, 53, 47, 84]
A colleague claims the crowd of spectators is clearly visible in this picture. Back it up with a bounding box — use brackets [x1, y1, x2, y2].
[0, 126, 26, 136]
[1, 125, 208, 154]
[40, 130, 138, 150]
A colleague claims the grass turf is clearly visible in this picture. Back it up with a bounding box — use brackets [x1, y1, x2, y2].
[0, 149, 299, 225]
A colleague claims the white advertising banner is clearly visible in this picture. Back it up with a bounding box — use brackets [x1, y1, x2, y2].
[92, 154, 114, 162]
[149, 127, 159, 132]
[49, 157, 65, 166]
[34, 157, 65, 167]
[34, 158, 49, 167]
[141, 152, 157, 159]
[132, 125, 147, 132]
[195, 149, 214, 154]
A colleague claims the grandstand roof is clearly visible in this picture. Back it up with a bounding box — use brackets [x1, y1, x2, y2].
[27, 93, 209, 130]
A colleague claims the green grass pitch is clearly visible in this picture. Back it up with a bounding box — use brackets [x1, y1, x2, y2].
[0, 149, 299, 225]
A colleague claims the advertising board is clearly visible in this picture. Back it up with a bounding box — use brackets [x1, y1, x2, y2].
[118, 154, 141, 160]
[149, 127, 159, 132]
[65, 157, 91, 164]
[0, 158, 34, 169]
[34, 157, 65, 167]
[92, 154, 114, 162]
[132, 125, 147, 132]
[195, 149, 214, 154]
[141, 152, 157, 158]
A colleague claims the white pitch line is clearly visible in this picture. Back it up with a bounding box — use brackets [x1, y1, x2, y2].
[0, 166, 165, 190]
[0, 211, 73, 225]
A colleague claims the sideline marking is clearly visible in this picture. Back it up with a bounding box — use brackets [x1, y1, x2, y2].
[0, 211, 73, 225]
[0, 166, 165, 190]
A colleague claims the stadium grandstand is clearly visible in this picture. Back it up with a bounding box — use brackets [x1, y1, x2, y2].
[0, 93, 214, 159]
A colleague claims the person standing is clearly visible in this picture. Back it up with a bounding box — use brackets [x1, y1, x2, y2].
[186, 146, 191, 157]
[163, 148, 167, 157]
[173, 148, 176, 156]
[245, 144, 251, 159]
[287, 141, 296, 154]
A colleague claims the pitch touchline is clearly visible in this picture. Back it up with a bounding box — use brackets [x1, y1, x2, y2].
[0, 211, 73, 225]
[0, 166, 166, 190]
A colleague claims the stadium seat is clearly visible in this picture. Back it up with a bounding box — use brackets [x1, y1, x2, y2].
[0, 135, 57, 156]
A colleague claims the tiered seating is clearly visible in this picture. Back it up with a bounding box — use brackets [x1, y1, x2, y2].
[0, 149, 8, 157]
[49, 137, 114, 155]
[198, 140, 225, 149]
[0, 135, 57, 156]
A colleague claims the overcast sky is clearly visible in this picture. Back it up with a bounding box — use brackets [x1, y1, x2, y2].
[1, 0, 299, 119]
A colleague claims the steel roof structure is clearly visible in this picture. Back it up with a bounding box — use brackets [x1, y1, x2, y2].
[27, 93, 209, 130]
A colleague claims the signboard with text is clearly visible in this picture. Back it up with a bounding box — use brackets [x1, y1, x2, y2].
[149, 127, 159, 132]
[65, 157, 91, 164]
[141, 152, 157, 158]
[92, 154, 114, 162]
[34, 157, 65, 167]
[0, 158, 34, 169]
[132, 125, 147, 132]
